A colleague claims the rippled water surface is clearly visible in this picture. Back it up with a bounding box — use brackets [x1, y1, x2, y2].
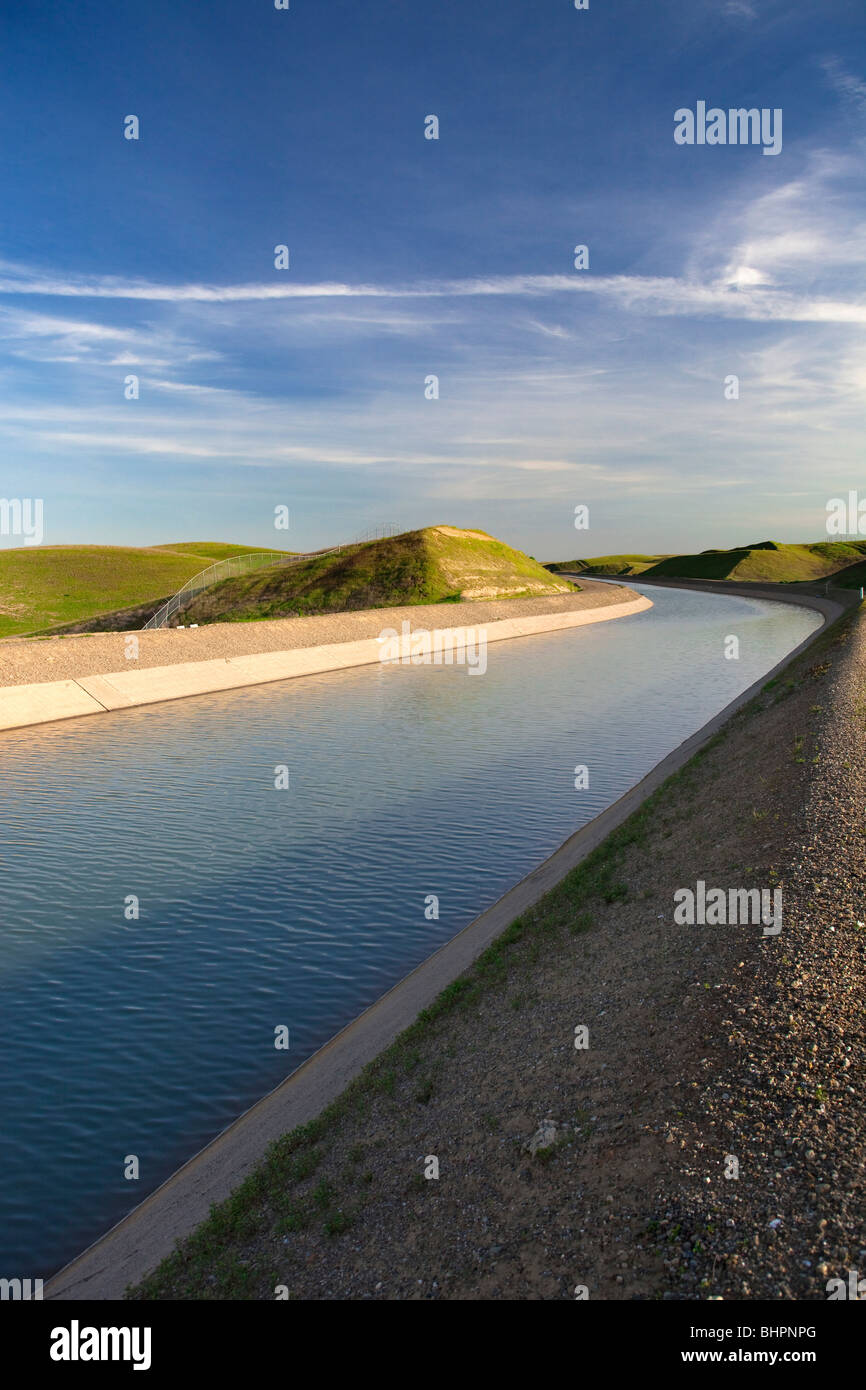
[0, 584, 820, 1273]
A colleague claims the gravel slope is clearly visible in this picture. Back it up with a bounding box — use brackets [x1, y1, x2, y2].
[658, 605, 866, 1299]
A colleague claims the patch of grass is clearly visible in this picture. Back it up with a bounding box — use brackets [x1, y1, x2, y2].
[311, 1180, 333, 1211]
[323, 1211, 352, 1237]
[287, 1148, 322, 1184]
[534, 1134, 572, 1164]
[275, 1207, 306, 1235]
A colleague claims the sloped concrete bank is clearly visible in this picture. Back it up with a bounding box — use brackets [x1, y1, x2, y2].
[559, 572, 859, 609]
[45, 584, 840, 1300]
[0, 588, 651, 732]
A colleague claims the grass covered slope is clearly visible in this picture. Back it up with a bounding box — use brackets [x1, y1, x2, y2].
[0, 543, 290, 638]
[551, 540, 866, 585]
[179, 526, 576, 625]
[642, 540, 866, 583]
[549, 554, 666, 577]
[154, 543, 289, 563]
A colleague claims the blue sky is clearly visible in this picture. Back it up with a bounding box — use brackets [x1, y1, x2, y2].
[0, 0, 863, 558]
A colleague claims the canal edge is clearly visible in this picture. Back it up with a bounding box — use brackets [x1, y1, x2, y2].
[1, 593, 652, 734]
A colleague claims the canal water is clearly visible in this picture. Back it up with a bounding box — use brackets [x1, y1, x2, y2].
[0, 584, 820, 1275]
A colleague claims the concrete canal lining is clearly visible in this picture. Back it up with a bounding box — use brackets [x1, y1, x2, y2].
[0, 591, 651, 733]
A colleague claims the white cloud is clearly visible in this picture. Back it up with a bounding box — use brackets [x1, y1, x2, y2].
[822, 57, 866, 119]
[0, 261, 861, 324]
[0, 306, 217, 369]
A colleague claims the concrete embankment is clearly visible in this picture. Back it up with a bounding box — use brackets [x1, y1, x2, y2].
[45, 583, 841, 1301]
[0, 584, 650, 733]
[559, 571, 858, 615]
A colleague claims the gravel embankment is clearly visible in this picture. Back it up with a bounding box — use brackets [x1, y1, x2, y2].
[657, 605, 866, 1299]
[0, 582, 629, 688]
[132, 604, 864, 1302]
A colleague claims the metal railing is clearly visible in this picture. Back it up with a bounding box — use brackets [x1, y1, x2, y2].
[142, 524, 400, 630]
[354, 524, 399, 543]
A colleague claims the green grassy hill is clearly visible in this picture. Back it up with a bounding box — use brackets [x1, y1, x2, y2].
[641, 540, 866, 583]
[179, 526, 576, 625]
[548, 554, 666, 576]
[0, 543, 290, 639]
[155, 542, 289, 562]
[551, 540, 866, 586]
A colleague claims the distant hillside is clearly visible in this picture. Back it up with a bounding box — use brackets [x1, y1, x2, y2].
[154, 542, 290, 563]
[0, 543, 289, 639]
[179, 526, 576, 625]
[549, 540, 866, 586]
[548, 554, 666, 577]
[642, 541, 866, 583]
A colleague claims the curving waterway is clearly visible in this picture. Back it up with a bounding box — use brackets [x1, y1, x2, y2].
[0, 584, 821, 1275]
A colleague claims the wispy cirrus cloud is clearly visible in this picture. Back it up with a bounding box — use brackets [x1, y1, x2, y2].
[0, 306, 221, 368]
[821, 57, 866, 119]
[0, 262, 862, 324]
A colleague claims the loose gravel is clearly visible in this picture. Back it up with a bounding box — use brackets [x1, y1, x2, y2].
[657, 607, 865, 1300]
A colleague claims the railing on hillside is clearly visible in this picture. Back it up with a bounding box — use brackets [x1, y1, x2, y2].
[141, 523, 400, 630]
[353, 524, 399, 543]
